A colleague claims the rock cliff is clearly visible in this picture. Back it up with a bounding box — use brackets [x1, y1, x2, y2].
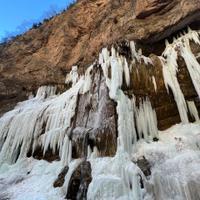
[0, 0, 200, 121]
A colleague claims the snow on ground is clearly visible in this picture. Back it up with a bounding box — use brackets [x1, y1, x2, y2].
[0, 158, 65, 200]
[134, 123, 200, 200]
[0, 123, 200, 200]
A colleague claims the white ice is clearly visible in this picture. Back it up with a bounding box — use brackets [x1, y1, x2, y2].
[0, 66, 94, 165]
[135, 123, 200, 200]
[160, 42, 189, 123]
[87, 147, 144, 200]
[0, 158, 64, 200]
[187, 101, 200, 122]
[159, 29, 200, 123]
[135, 98, 158, 141]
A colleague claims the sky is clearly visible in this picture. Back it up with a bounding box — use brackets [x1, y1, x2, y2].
[0, 0, 74, 41]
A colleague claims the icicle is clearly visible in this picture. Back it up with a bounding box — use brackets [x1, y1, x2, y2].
[101, 48, 110, 64]
[65, 66, 79, 86]
[81, 64, 94, 94]
[186, 28, 200, 45]
[60, 135, 72, 166]
[130, 41, 139, 62]
[0, 76, 84, 165]
[165, 39, 169, 47]
[135, 98, 158, 140]
[62, 159, 83, 196]
[116, 92, 137, 154]
[123, 58, 130, 87]
[87, 145, 92, 159]
[109, 47, 123, 99]
[160, 43, 189, 123]
[36, 86, 57, 99]
[180, 38, 200, 99]
[152, 76, 157, 92]
[187, 101, 199, 122]
[90, 146, 99, 159]
[99, 48, 111, 87]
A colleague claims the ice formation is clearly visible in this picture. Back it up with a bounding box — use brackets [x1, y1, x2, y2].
[135, 123, 200, 200]
[86, 45, 159, 200]
[88, 29, 200, 200]
[179, 33, 200, 99]
[160, 28, 200, 123]
[62, 159, 83, 195]
[130, 41, 153, 65]
[0, 75, 86, 165]
[152, 76, 157, 92]
[0, 28, 200, 200]
[159, 41, 189, 123]
[65, 66, 79, 86]
[99, 45, 158, 154]
[87, 148, 144, 200]
[0, 158, 65, 200]
[135, 98, 158, 141]
[36, 86, 57, 99]
[187, 101, 200, 122]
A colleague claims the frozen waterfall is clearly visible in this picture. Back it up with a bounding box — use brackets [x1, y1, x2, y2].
[0, 28, 200, 200]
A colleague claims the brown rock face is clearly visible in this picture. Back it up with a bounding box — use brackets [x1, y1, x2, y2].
[71, 67, 117, 158]
[0, 0, 200, 115]
[135, 0, 171, 19]
[53, 166, 69, 188]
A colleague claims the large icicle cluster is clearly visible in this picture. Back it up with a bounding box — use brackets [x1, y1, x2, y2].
[99, 45, 159, 153]
[87, 28, 200, 200]
[160, 28, 200, 123]
[160, 42, 189, 123]
[85, 43, 159, 200]
[135, 98, 158, 141]
[0, 69, 94, 166]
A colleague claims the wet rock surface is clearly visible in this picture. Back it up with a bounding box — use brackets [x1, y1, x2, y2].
[66, 161, 92, 200]
[53, 166, 69, 188]
[136, 156, 151, 177]
[71, 67, 117, 157]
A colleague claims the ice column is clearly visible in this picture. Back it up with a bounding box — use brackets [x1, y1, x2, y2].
[135, 98, 158, 140]
[160, 41, 189, 123]
[180, 32, 200, 99]
[187, 101, 199, 122]
[100, 47, 138, 154]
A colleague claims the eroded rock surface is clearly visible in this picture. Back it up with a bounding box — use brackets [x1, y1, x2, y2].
[135, 0, 172, 19]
